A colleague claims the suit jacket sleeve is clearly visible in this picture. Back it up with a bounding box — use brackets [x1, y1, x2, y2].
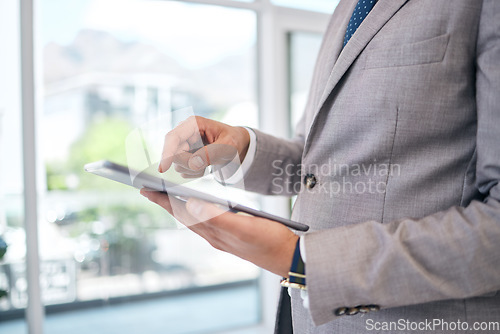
[304, 0, 500, 325]
[242, 115, 306, 196]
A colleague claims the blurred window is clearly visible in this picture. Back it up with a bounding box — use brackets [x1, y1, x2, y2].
[0, 1, 27, 331]
[0, 0, 334, 333]
[41, 0, 258, 315]
[272, 0, 340, 13]
[3, 0, 259, 333]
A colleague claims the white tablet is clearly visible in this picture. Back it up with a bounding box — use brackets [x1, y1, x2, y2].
[84, 160, 309, 231]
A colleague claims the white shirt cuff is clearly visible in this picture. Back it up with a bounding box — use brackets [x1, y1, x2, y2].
[299, 236, 307, 262]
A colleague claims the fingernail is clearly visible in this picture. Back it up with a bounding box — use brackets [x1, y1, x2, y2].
[187, 199, 203, 216]
[158, 162, 163, 173]
[190, 156, 205, 170]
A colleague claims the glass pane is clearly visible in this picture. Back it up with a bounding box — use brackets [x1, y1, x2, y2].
[272, 0, 340, 13]
[31, 0, 259, 332]
[289, 32, 323, 133]
[0, 0, 28, 333]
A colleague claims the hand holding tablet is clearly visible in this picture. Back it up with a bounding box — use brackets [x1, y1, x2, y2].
[85, 115, 307, 278]
[84, 160, 309, 231]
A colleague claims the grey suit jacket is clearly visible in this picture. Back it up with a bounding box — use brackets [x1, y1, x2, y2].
[244, 0, 500, 332]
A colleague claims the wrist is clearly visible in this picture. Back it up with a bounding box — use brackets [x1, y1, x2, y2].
[285, 234, 300, 277]
[268, 234, 298, 278]
[235, 126, 250, 162]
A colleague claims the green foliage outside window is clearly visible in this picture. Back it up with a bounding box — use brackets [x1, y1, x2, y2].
[46, 116, 132, 191]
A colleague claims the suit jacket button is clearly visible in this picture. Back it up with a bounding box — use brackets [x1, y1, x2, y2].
[304, 174, 317, 189]
[334, 307, 347, 316]
[346, 307, 359, 316]
[367, 304, 380, 312]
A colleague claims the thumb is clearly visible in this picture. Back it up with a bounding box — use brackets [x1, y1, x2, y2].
[188, 143, 238, 171]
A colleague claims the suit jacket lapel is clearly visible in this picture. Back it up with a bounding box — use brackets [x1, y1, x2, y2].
[310, 0, 357, 101]
[314, 0, 410, 117]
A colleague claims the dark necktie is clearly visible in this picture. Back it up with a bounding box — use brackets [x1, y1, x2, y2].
[343, 0, 378, 47]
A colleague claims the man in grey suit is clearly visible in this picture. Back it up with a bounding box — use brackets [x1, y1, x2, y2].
[142, 0, 500, 332]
